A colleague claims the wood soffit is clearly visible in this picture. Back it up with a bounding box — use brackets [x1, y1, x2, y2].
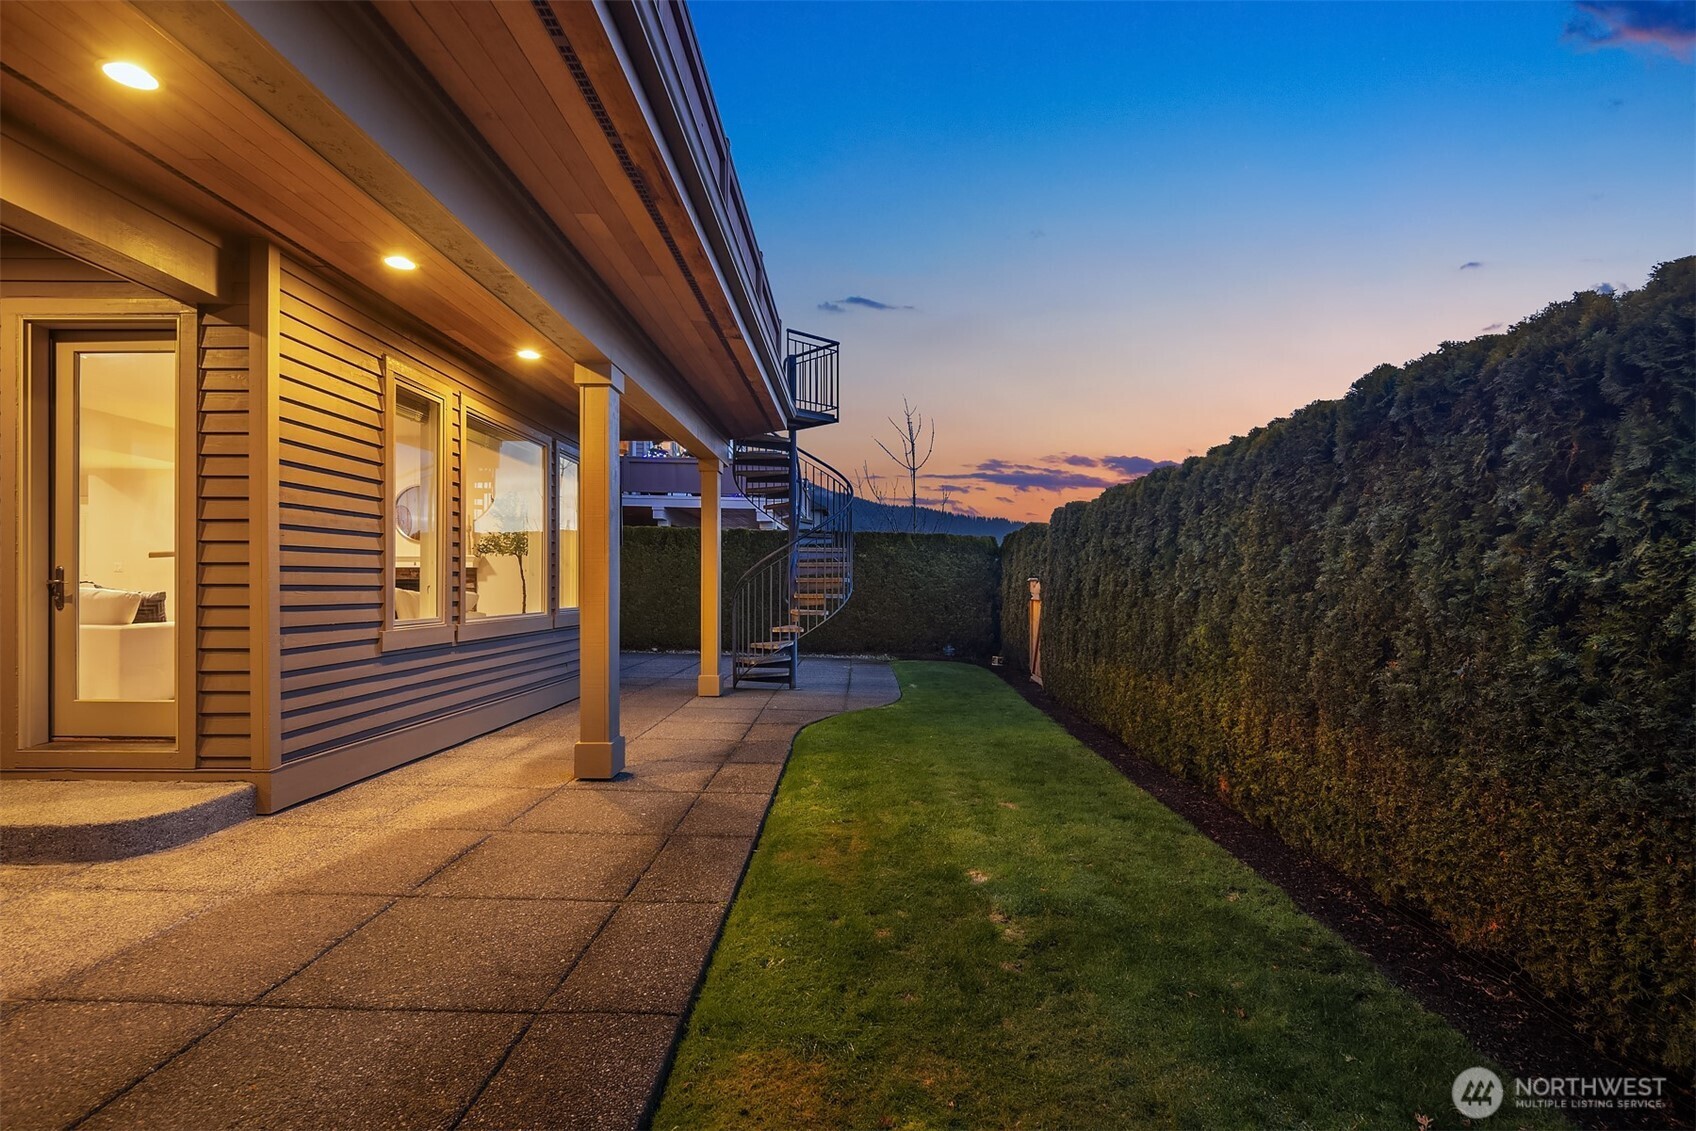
[0, 0, 782, 442]
[369, 0, 784, 435]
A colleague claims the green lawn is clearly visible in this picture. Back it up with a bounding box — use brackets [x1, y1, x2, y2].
[656, 662, 1558, 1130]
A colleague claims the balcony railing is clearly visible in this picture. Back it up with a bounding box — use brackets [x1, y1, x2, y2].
[786, 329, 840, 425]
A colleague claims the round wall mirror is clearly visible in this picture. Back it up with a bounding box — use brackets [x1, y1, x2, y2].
[396, 485, 423, 541]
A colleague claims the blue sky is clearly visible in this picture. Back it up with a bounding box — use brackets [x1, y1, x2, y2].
[691, 1, 1696, 520]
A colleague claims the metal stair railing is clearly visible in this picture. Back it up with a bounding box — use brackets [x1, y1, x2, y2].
[730, 434, 793, 530]
[729, 439, 854, 688]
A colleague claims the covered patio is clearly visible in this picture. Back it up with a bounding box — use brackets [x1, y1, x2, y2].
[0, 653, 898, 1130]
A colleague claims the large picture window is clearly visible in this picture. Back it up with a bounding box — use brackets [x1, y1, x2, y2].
[466, 413, 546, 619]
[558, 450, 579, 610]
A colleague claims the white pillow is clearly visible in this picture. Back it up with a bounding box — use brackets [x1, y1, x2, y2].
[394, 587, 421, 621]
[79, 584, 143, 625]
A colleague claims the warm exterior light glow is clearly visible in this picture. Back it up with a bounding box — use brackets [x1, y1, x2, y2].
[383, 255, 418, 271]
[517, 348, 542, 360]
[102, 62, 159, 91]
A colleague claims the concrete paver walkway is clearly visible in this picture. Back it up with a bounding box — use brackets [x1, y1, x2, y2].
[0, 654, 899, 1130]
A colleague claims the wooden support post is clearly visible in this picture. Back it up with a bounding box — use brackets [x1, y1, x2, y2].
[573, 362, 625, 778]
[698, 455, 723, 697]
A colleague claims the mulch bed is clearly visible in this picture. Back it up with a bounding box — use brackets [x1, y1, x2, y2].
[992, 664, 1692, 1131]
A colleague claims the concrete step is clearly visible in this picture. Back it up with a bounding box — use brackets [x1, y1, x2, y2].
[0, 780, 255, 862]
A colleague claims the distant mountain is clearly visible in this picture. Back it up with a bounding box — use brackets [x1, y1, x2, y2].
[846, 494, 1024, 542]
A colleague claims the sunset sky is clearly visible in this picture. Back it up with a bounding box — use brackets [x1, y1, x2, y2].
[691, 0, 1696, 522]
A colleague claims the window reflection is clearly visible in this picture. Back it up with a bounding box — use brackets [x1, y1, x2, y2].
[466, 415, 545, 618]
[391, 386, 440, 623]
[558, 453, 579, 609]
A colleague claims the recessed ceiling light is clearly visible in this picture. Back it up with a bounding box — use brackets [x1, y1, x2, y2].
[102, 62, 159, 91]
[383, 255, 418, 271]
[516, 349, 543, 361]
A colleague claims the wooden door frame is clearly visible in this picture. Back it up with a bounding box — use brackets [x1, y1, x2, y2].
[50, 332, 180, 739]
[1, 300, 198, 767]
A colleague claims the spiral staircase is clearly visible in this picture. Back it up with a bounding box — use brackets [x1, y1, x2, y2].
[729, 331, 852, 688]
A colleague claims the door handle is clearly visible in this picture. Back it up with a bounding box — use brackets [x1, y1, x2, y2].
[48, 566, 66, 612]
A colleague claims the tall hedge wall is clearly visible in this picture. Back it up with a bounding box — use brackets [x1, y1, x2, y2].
[998, 522, 1049, 674]
[1018, 259, 1694, 1069]
[622, 529, 1000, 659]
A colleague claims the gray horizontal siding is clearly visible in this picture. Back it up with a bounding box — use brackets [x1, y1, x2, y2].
[276, 262, 578, 762]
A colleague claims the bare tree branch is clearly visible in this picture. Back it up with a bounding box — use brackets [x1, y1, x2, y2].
[869, 397, 937, 533]
[856, 461, 900, 531]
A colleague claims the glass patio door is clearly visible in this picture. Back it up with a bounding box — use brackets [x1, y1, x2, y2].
[50, 334, 178, 738]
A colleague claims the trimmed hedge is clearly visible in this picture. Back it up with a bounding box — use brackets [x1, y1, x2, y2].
[622, 529, 1000, 659]
[998, 522, 1049, 675]
[1012, 259, 1695, 1069]
[620, 528, 776, 652]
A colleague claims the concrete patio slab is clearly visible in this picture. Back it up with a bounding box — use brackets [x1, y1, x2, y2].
[631, 835, 756, 903]
[568, 760, 722, 793]
[60, 821, 359, 893]
[546, 901, 727, 1015]
[79, 1007, 524, 1131]
[0, 653, 898, 1129]
[675, 791, 771, 838]
[0, 1002, 232, 1131]
[1, 888, 215, 998]
[383, 786, 554, 830]
[419, 832, 664, 900]
[458, 1013, 680, 1131]
[42, 893, 385, 1005]
[0, 861, 92, 900]
[706, 763, 785, 794]
[725, 739, 792, 764]
[511, 790, 695, 836]
[267, 897, 611, 1012]
[623, 737, 737, 762]
[268, 828, 487, 895]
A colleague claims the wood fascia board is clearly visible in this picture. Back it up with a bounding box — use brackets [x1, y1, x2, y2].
[0, 129, 223, 304]
[563, 0, 791, 431]
[594, 0, 793, 419]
